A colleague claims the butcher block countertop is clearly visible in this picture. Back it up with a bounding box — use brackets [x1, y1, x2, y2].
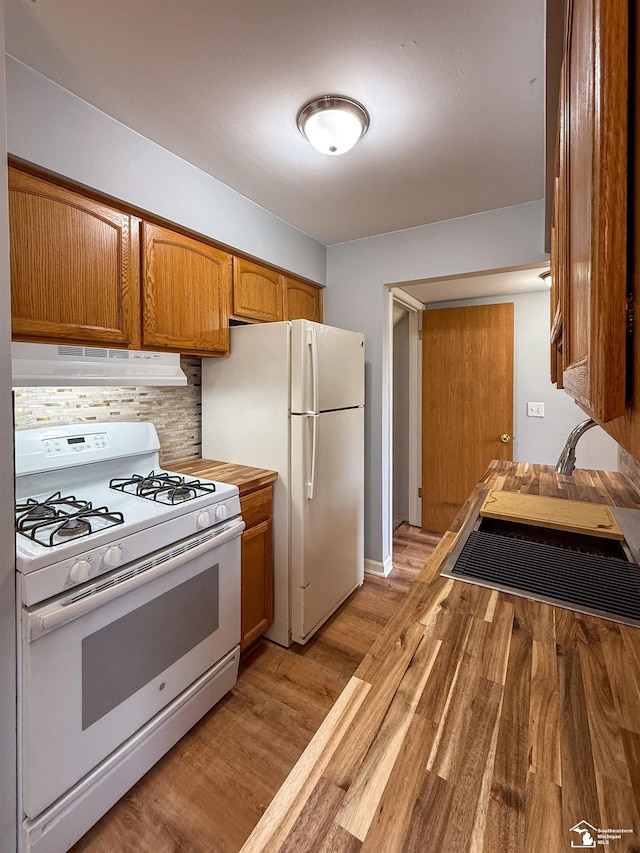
[240, 461, 640, 853]
[168, 456, 277, 495]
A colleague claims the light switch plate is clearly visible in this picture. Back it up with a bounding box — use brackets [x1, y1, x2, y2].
[527, 402, 544, 418]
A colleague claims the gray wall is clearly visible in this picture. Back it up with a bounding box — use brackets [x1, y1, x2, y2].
[430, 290, 619, 471]
[326, 200, 548, 568]
[6, 58, 326, 285]
[0, 8, 17, 850]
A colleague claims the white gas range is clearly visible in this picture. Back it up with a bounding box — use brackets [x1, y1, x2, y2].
[15, 422, 244, 853]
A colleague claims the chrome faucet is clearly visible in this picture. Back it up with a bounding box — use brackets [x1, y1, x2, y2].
[555, 418, 597, 475]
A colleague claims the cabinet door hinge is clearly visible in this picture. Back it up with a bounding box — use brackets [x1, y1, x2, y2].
[418, 329, 423, 341]
[418, 487, 422, 498]
[627, 296, 635, 333]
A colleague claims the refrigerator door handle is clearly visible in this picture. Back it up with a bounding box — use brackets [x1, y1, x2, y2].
[306, 327, 319, 414]
[306, 413, 319, 500]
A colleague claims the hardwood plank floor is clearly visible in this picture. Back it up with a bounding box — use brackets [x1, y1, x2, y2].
[71, 523, 439, 853]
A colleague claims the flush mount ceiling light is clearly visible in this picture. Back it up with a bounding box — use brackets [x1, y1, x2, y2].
[539, 270, 552, 289]
[297, 95, 370, 156]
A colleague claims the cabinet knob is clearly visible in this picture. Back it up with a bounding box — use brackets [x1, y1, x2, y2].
[500, 433, 512, 444]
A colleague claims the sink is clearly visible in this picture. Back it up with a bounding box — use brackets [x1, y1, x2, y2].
[440, 490, 640, 627]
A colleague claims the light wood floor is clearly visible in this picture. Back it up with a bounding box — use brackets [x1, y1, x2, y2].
[71, 523, 440, 853]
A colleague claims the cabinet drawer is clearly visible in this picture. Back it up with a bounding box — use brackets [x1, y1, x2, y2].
[240, 486, 272, 529]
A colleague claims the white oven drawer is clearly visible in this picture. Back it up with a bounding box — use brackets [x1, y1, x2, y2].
[21, 523, 242, 820]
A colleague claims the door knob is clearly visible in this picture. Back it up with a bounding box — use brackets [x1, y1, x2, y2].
[500, 433, 512, 443]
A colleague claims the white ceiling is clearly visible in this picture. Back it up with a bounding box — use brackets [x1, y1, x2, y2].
[397, 263, 551, 304]
[4, 0, 545, 246]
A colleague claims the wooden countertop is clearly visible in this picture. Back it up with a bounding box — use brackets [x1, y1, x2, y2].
[240, 461, 640, 853]
[168, 456, 277, 495]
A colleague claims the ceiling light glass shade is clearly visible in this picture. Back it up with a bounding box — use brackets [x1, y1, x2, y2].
[297, 96, 369, 156]
[539, 270, 552, 289]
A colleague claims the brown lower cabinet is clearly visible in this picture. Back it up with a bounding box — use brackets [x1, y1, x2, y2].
[165, 458, 275, 651]
[238, 484, 274, 652]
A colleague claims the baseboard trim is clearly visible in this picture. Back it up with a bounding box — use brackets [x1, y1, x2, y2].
[364, 556, 393, 577]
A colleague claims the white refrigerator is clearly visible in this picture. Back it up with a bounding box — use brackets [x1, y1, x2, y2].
[201, 320, 365, 646]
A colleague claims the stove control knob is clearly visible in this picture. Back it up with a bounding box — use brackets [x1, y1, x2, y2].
[196, 510, 212, 529]
[215, 504, 228, 521]
[103, 546, 123, 568]
[69, 560, 91, 583]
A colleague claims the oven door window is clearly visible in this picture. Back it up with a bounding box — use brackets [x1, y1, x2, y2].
[82, 565, 219, 729]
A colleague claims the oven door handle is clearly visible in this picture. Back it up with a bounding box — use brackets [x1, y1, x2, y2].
[27, 517, 245, 642]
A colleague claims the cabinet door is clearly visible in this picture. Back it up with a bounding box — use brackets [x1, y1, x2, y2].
[142, 223, 231, 355]
[550, 171, 564, 389]
[591, 5, 640, 460]
[9, 168, 140, 348]
[233, 258, 283, 322]
[240, 519, 274, 651]
[284, 277, 323, 323]
[559, 0, 628, 422]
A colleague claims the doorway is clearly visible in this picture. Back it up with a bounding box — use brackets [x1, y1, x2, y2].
[390, 288, 422, 535]
[421, 302, 514, 533]
[393, 304, 410, 529]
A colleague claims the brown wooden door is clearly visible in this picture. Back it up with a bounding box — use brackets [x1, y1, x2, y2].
[558, 0, 628, 422]
[284, 277, 323, 323]
[142, 222, 232, 355]
[421, 303, 514, 533]
[233, 258, 283, 323]
[9, 167, 140, 348]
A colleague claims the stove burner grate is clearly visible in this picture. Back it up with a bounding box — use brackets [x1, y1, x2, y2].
[17, 492, 91, 526]
[110, 471, 217, 505]
[15, 492, 124, 547]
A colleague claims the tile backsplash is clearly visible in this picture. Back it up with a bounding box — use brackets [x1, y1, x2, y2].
[620, 447, 640, 496]
[14, 356, 202, 464]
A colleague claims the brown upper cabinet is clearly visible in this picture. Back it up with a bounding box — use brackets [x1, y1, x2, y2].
[9, 167, 141, 348]
[551, 0, 640, 460]
[141, 223, 232, 356]
[552, 0, 629, 424]
[284, 276, 323, 323]
[233, 258, 284, 323]
[9, 167, 232, 357]
[9, 164, 324, 357]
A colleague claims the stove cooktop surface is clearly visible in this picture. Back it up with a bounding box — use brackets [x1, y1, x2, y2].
[15, 469, 239, 569]
[14, 423, 241, 575]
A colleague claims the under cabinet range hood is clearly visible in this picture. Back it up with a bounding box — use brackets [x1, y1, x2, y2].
[11, 343, 188, 387]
